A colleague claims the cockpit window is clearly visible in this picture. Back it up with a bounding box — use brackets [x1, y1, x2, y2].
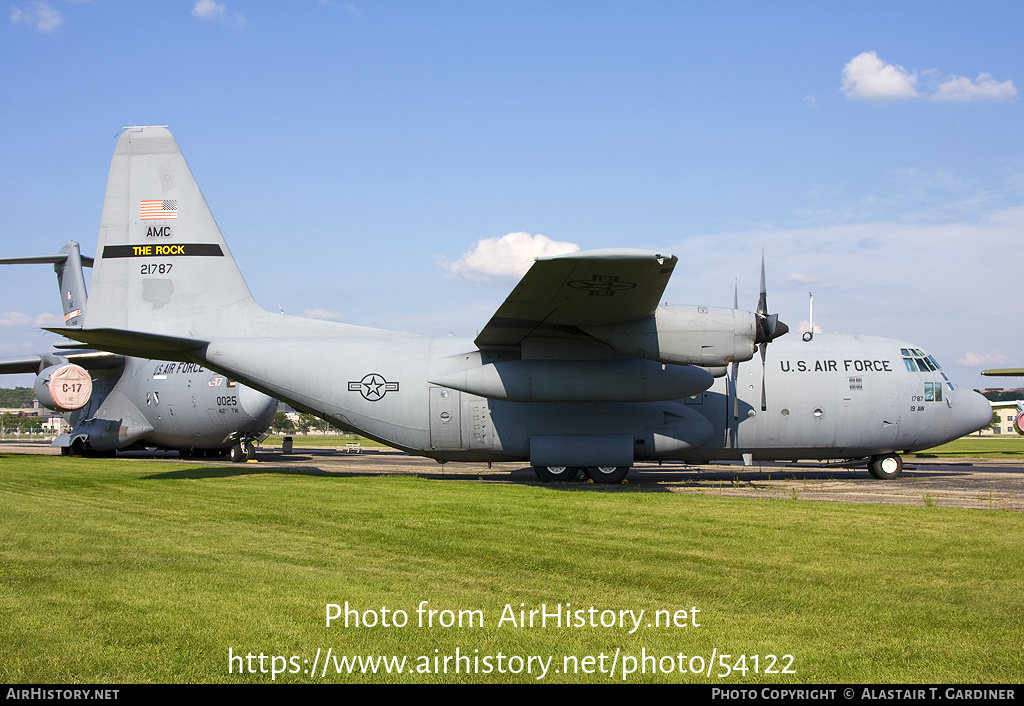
[902, 351, 943, 373]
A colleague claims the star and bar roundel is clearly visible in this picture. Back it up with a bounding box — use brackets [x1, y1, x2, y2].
[348, 373, 400, 401]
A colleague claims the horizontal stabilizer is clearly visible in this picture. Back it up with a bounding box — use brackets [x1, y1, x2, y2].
[0, 252, 94, 268]
[45, 327, 207, 361]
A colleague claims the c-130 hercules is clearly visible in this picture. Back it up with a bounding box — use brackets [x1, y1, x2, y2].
[54, 126, 991, 481]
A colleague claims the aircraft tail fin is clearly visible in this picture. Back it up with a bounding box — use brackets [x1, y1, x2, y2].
[85, 126, 263, 338]
[55, 241, 89, 327]
[0, 241, 89, 327]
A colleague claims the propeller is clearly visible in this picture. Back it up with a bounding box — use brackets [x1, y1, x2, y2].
[731, 280, 740, 422]
[727, 258, 789, 444]
[753, 255, 789, 411]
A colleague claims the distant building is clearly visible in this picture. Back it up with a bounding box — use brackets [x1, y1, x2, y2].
[984, 401, 1023, 436]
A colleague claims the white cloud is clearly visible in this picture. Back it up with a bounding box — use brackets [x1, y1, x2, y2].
[439, 232, 580, 282]
[932, 73, 1017, 103]
[0, 311, 59, 328]
[787, 272, 816, 284]
[841, 51, 919, 102]
[191, 0, 246, 27]
[191, 0, 224, 19]
[957, 352, 1009, 367]
[10, 1, 62, 32]
[842, 51, 1016, 104]
[301, 308, 345, 321]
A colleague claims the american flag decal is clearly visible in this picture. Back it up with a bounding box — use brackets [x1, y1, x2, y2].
[140, 199, 178, 220]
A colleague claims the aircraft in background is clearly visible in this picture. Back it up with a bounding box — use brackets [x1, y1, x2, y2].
[0, 241, 277, 460]
[981, 368, 1022, 434]
[56, 126, 992, 480]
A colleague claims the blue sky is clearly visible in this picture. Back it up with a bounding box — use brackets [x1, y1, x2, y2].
[2, 1, 1023, 390]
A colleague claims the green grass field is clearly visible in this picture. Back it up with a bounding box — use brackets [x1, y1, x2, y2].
[909, 435, 1024, 458]
[1, 452, 1021, 684]
[263, 434, 389, 448]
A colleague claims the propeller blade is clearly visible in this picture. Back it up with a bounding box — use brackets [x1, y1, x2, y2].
[757, 254, 768, 317]
[760, 343, 767, 412]
[731, 360, 740, 421]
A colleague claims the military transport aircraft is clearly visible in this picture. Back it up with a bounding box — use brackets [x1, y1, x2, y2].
[52, 126, 992, 481]
[0, 241, 277, 460]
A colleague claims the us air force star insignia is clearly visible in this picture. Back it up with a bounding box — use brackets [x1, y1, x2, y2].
[348, 373, 400, 401]
[566, 275, 637, 296]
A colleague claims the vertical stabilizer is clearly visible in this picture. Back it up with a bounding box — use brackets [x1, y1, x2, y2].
[0, 240, 89, 327]
[55, 241, 88, 327]
[85, 126, 262, 338]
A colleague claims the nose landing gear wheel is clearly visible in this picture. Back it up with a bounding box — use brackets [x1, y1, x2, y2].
[868, 454, 903, 479]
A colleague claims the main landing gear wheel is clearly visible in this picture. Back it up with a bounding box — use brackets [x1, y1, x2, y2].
[868, 453, 903, 480]
[584, 466, 629, 484]
[533, 466, 580, 482]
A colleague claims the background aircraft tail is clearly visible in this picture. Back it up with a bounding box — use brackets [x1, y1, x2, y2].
[85, 126, 263, 339]
[0, 240, 90, 328]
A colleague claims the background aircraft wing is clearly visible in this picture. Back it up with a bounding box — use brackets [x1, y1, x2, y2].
[474, 249, 677, 350]
[982, 369, 1024, 377]
[0, 355, 44, 375]
[0, 351, 124, 376]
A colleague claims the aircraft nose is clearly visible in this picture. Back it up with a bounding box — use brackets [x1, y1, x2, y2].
[951, 388, 993, 438]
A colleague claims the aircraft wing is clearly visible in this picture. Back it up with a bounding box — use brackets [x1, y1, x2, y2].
[0, 355, 44, 375]
[474, 249, 677, 350]
[982, 369, 1024, 377]
[0, 350, 124, 375]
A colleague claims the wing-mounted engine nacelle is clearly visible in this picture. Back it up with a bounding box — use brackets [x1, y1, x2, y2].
[34, 363, 93, 411]
[582, 304, 759, 367]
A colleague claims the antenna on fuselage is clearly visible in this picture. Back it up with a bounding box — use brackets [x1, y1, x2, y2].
[802, 292, 814, 342]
